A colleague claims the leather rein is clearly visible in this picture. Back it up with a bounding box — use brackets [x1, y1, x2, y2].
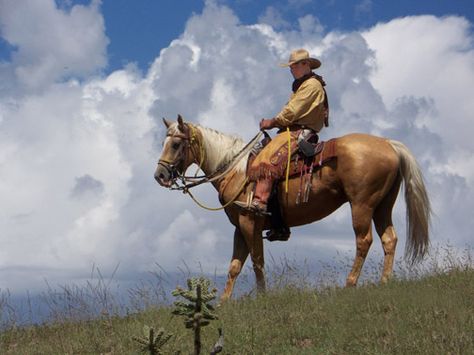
[158, 124, 263, 192]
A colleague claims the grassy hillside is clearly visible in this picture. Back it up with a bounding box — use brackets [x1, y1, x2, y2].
[1, 267, 473, 354]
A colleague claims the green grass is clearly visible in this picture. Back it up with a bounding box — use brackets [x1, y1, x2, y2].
[1, 267, 473, 354]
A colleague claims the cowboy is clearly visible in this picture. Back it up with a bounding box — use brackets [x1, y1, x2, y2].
[236, 48, 329, 240]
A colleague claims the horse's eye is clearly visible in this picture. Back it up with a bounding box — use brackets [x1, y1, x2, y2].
[172, 142, 180, 150]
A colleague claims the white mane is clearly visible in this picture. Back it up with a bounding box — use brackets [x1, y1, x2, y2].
[166, 122, 250, 174]
[196, 125, 248, 174]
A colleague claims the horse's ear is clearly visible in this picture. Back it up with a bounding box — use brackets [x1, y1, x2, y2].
[177, 114, 185, 130]
[162, 118, 173, 129]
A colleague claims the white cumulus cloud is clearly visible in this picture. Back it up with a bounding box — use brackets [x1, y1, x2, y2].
[0, 0, 108, 92]
[0, 2, 473, 294]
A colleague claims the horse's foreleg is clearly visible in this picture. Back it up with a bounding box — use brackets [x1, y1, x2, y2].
[239, 213, 266, 293]
[221, 227, 249, 302]
[346, 204, 374, 287]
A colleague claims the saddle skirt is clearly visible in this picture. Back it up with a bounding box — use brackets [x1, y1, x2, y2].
[247, 137, 337, 181]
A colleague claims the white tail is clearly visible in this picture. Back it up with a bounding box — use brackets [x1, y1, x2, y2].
[389, 140, 431, 264]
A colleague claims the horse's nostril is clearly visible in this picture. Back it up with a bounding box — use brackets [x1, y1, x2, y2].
[155, 170, 168, 184]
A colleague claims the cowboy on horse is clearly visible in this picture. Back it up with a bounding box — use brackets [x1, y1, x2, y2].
[235, 48, 329, 241]
[154, 49, 430, 302]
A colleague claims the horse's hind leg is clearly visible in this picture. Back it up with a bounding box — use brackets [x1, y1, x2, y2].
[221, 227, 249, 302]
[373, 177, 401, 283]
[346, 204, 374, 287]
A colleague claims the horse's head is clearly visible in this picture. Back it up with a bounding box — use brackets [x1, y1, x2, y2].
[154, 114, 195, 187]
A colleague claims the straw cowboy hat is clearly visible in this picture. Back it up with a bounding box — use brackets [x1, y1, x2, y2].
[280, 48, 321, 69]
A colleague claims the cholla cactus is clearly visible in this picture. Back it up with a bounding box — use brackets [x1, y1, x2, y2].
[172, 277, 218, 355]
[132, 325, 175, 355]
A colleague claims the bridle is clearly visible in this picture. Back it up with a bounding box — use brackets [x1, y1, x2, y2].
[157, 125, 201, 188]
[157, 123, 263, 192]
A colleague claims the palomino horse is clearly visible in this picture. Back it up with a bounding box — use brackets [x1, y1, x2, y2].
[154, 116, 431, 301]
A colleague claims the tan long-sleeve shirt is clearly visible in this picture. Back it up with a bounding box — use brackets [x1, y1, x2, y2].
[274, 77, 327, 132]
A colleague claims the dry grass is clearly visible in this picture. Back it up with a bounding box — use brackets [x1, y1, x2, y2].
[0, 245, 473, 354]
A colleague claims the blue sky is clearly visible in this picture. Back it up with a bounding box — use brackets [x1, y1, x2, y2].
[3, 0, 472, 73]
[1, 0, 474, 301]
[90, 0, 474, 72]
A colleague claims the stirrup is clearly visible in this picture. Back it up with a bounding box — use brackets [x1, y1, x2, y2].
[234, 200, 271, 216]
[264, 228, 291, 242]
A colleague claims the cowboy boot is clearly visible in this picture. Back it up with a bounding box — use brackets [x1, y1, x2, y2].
[265, 227, 291, 241]
[235, 178, 272, 215]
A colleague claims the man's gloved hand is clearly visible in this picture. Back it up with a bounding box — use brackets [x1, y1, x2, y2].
[259, 118, 276, 130]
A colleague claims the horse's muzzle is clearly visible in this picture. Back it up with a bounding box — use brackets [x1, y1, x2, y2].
[154, 164, 173, 187]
